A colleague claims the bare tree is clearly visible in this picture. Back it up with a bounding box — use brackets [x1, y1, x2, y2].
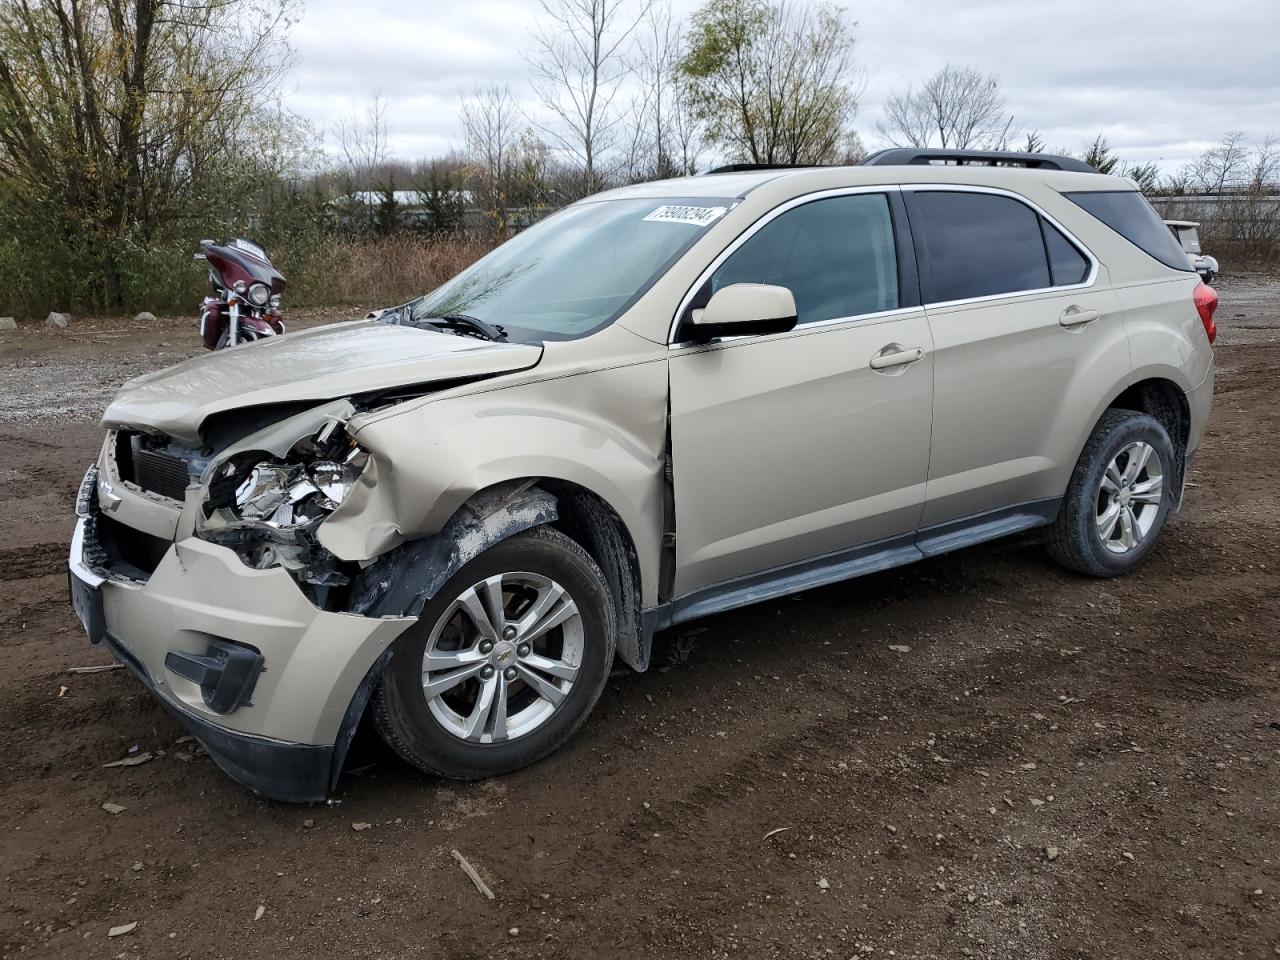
[679, 0, 862, 165]
[1172, 133, 1280, 260]
[878, 64, 1013, 150]
[459, 83, 521, 233]
[1186, 131, 1250, 193]
[1248, 136, 1280, 192]
[622, 0, 685, 180]
[667, 82, 706, 175]
[333, 94, 392, 231]
[1182, 130, 1279, 195]
[528, 0, 654, 195]
[335, 94, 391, 186]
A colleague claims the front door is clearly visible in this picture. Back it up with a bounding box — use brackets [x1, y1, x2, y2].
[668, 190, 936, 597]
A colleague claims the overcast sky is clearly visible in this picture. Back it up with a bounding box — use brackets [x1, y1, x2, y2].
[281, 0, 1280, 173]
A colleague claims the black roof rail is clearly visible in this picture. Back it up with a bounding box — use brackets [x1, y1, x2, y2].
[703, 163, 826, 174]
[861, 148, 1097, 174]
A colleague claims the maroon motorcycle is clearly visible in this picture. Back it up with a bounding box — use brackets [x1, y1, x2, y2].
[194, 238, 287, 349]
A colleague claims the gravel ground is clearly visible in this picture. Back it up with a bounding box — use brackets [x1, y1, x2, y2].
[1, 279, 1277, 960]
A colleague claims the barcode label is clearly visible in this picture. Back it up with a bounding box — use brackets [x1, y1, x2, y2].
[642, 205, 727, 227]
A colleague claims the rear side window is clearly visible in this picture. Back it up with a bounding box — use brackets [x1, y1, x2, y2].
[1065, 190, 1193, 272]
[704, 193, 899, 326]
[912, 192, 1050, 302]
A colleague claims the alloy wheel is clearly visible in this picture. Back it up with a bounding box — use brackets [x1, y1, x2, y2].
[420, 572, 583, 743]
[1096, 441, 1164, 555]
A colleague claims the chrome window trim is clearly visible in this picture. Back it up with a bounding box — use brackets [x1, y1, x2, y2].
[666, 182, 1101, 345]
[667, 185, 903, 346]
[900, 183, 1100, 310]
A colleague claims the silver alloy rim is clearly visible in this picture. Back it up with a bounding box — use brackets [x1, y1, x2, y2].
[421, 571, 583, 743]
[1096, 441, 1164, 555]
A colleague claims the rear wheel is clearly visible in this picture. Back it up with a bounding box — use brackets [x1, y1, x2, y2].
[1046, 410, 1176, 577]
[372, 525, 615, 780]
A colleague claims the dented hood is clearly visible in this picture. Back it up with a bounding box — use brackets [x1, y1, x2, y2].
[102, 321, 543, 444]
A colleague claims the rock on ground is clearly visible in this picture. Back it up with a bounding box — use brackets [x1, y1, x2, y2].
[45, 311, 70, 328]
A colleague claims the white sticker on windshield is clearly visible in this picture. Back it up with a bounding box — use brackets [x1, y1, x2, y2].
[643, 204, 727, 227]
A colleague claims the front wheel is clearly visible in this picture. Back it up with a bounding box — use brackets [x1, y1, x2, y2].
[372, 525, 616, 780]
[1046, 410, 1176, 577]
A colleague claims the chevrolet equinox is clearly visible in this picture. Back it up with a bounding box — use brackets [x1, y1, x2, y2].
[68, 148, 1218, 801]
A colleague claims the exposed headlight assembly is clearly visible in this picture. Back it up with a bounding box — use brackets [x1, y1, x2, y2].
[201, 420, 370, 591]
[235, 450, 367, 528]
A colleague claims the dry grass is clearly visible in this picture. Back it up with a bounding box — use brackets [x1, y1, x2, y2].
[286, 234, 491, 308]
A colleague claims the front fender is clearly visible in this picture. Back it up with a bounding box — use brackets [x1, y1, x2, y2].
[318, 360, 668, 605]
[346, 480, 559, 618]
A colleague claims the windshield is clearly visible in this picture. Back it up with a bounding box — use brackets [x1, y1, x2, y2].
[409, 197, 732, 341]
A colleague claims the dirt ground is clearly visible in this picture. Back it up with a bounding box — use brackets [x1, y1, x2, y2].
[1, 280, 1277, 960]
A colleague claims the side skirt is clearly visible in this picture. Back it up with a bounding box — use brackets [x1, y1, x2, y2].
[641, 498, 1060, 644]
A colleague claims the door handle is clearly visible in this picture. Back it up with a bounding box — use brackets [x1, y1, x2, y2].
[1059, 307, 1100, 329]
[869, 346, 925, 370]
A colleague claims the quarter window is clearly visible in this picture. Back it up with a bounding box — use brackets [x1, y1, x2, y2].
[1065, 190, 1193, 272]
[697, 193, 900, 327]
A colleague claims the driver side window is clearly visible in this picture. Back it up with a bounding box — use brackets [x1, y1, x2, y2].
[693, 193, 900, 327]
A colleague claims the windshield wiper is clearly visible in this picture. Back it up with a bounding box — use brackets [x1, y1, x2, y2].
[419, 314, 508, 342]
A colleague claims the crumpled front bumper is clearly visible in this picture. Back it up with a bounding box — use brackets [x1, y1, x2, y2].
[68, 478, 415, 802]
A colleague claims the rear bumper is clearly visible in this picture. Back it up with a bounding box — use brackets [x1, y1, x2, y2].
[1187, 360, 1214, 456]
[69, 489, 415, 801]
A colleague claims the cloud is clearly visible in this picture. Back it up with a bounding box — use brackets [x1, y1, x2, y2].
[280, 0, 1280, 172]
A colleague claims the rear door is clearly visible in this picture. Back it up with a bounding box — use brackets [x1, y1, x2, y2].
[668, 189, 936, 596]
[904, 187, 1128, 531]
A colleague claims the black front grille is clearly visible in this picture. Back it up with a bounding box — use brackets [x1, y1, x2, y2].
[131, 446, 191, 500]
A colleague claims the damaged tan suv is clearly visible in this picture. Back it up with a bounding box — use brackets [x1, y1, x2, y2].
[69, 149, 1217, 801]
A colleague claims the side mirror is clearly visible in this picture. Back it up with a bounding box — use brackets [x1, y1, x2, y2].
[683, 283, 798, 342]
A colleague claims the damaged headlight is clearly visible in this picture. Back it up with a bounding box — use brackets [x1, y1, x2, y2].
[234, 450, 367, 527]
[200, 420, 370, 591]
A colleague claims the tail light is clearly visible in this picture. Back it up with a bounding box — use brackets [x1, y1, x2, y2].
[1193, 282, 1218, 345]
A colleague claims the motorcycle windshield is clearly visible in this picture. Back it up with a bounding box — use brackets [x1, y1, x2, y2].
[409, 197, 732, 342]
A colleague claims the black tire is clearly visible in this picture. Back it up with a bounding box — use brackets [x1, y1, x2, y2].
[372, 525, 616, 780]
[1046, 410, 1176, 577]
